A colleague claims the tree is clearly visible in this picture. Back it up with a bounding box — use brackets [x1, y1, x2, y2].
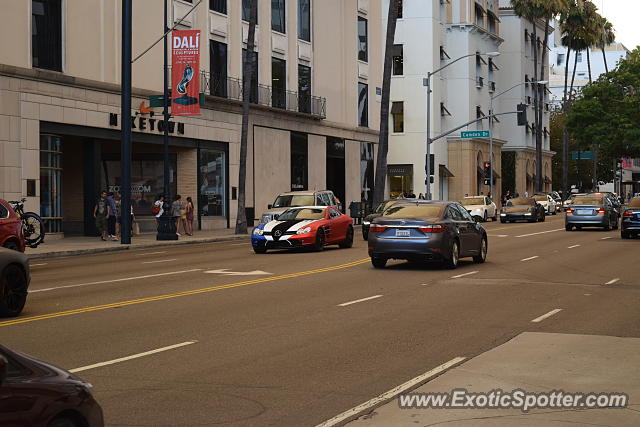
[372, 0, 400, 206]
[599, 17, 615, 73]
[235, 0, 258, 234]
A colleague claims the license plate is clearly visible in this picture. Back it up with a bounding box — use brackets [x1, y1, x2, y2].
[577, 209, 592, 215]
[395, 229, 410, 237]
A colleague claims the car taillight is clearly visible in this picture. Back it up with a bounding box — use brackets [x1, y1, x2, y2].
[623, 211, 634, 217]
[597, 208, 606, 213]
[565, 208, 573, 213]
[369, 225, 386, 233]
[418, 224, 445, 233]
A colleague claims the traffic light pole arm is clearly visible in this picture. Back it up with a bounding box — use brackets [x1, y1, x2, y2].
[430, 111, 517, 143]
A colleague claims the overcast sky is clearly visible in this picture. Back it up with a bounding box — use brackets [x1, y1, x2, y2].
[596, 0, 639, 50]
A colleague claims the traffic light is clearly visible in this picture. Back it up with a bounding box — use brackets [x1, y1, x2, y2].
[483, 161, 492, 179]
[517, 103, 527, 126]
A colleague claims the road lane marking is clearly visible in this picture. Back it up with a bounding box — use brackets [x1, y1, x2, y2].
[531, 308, 562, 323]
[520, 256, 539, 262]
[605, 278, 620, 285]
[450, 271, 479, 279]
[1, 259, 370, 327]
[204, 269, 272, 276]
[69, 341, 196, 373]
[30, 263, 48, 267]
[230, 243, 247, 246]
[135, 251, 168, 256]
[142, 258, 177, 264]
[601, 237, 613, 240]
[29, 269, 203, 293]
[315, 357, 466, 427]
[567, 244, 581, 249]
[489, 234, 509, 238]
[338, 295, 383, 307]
[515, 228, 564, 238]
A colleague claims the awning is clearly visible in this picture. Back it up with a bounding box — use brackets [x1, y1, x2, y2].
[487, 9, 501, 23]
[544, 176, 552, 184]
[387, 164, 413, 177]
[474, 1, 486, 15]
[439, 164, 454, 177]
[391, 101, 403, 114]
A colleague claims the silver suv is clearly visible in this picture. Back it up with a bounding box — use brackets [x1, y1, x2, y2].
[260, 190, 340, 223]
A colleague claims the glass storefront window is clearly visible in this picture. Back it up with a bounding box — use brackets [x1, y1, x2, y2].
[40, 134, 63, 233]
[199, 149, 226, 217]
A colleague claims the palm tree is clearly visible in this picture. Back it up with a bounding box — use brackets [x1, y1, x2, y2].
[580, 2, 601, 83]
[372, 0, 400, 207]
[599, 17, 615, 73]
[235, 0, 258, 234]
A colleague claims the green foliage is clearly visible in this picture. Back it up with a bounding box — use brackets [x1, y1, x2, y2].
[501, 151, 516, 194]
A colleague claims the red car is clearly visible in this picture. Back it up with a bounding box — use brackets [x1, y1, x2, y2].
[251, 206, 354, 253]
[0, 199, 25, 252]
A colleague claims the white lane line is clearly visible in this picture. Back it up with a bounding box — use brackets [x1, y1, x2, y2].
[520, 256, 539, 262]
[420, 283, 429, 286]
[516, 228, 564, 238]
[605, 278, 620, 285]
[601, 237, 613, 240]
[230, 243, 247, 246]
[567, 244, 581, 249]
[450, 271, 479, 279]
[69, 341, 197, 373]
[135, 251, 168, 256]
[488, 234, 509, 238]
[531, 308, 562, 323]
[30, 263, 48, 267]
[338, 295, 383, 307]
[315, 357, 466, 427]
[142, 258, 177, 264]
[30, 269, 202, 293]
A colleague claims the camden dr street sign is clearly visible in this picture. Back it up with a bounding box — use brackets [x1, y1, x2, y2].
[461, 130, 491, 139]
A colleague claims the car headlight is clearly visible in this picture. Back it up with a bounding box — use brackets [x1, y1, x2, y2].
[253, 228, 264, 236]
[525, 212, 532, 216]
[296, 226, 312, 235]
[500, 213, 506, 216]
[363, 221, 371, 225]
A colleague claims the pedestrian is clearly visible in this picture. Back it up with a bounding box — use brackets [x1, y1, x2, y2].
[185, 196, 195, 236]
[114, 193, 122, 238]
[418, 193, 424, 200]
[93, 191, 110, 241]
[107, 192, 117, 240]
[524, 191, 529, 198]
[152, 195, 164, 224]
[172, 194, 186, 236]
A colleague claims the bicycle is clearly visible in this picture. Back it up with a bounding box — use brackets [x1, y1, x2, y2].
[9, 198, 45, 248]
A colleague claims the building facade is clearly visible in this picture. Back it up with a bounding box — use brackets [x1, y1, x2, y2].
[0, 0, 381, 235]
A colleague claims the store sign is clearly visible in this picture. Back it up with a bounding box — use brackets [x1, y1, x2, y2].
[108, 113, 185, 135]
[172, 30, 201, 116]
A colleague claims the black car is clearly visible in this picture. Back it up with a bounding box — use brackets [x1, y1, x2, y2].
[0, 247, 30, 317]
[0, 345, 104, 426]
[500, 197, 545, 223]
[621, 197, 640, 239]
[367, 201, 487, 269]
[362, 199, 405, 240]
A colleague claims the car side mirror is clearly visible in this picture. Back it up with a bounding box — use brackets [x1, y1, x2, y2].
[267, 204, 272, 210]
[0, 355, 7, 385]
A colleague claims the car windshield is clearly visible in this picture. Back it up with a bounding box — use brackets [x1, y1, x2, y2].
[461, 197, 484, 206]
[533, 195, 548, 201]
[272, 195, 315, 208]
[277, 208, 326, 220]
[376, 200, 398, 213]
[384, 204, 444, 218]
[628, 198, 640, 208]
[573, 197, 603, 205]
[507, 198, 534, 206]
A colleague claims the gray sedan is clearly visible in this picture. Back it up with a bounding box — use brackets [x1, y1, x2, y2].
[0, 247, 30, 317]
[367, 201, 487, 269]
[565, 195, 619, 231]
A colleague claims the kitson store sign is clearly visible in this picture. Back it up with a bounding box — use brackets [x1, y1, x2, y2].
[108, 113, 185, 135]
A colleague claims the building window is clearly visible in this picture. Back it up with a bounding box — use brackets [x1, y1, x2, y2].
[298, 0, 311, 41]
[242, 49, 259, 103]
[32, 0, 62, 71]
[391, 102, 404, 133]
[557, 53, 565, 66]
[392, 44, 403, 75]
[397, 0, 403, 18]
[242, 0, 257, 23]
[577, 52, 583, 62]
[272, 57, 287, 109]
[199, 149, 226, 217]
[358, 16, 368, 62]
[475, 5, 484, 27]
[210, 40, 228, 97]
[358, 82, 368, 127]
[209, 0, 226, 14]
[40, 135, 63, 233]
[272, 0, 286, 33]
[291, 132, 308, 191]
[298, 64, 311, 113]
[488, 13, 496, 33]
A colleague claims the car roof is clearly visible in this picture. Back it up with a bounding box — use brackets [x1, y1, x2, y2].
[464, 195, 485, 198]
[393, 200, 452, 206]
[277, 190, 331, 196]
[283, 205, 328, 210]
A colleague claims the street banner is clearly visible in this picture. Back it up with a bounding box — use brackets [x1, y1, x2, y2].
[171, 30, 200, 116]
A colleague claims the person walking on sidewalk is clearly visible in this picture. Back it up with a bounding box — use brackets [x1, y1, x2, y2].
[172, 195, 185, 236]
[93, 191, 110, 241]
[153, 195, 164, 224]
[185, 196, 194, 236]
[107, 192, 117, 240]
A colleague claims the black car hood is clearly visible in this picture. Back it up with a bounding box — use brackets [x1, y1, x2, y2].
[2, 345, 89, 387]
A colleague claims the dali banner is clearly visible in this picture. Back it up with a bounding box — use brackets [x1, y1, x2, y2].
[171, 30, 200, 116]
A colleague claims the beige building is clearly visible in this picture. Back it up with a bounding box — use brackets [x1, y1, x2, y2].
[0, 0, 381, 235]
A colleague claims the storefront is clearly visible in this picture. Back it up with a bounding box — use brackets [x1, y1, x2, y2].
[387, 164, 413, 198]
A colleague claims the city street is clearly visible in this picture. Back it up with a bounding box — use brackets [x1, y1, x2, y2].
[2, 215, 640, 426]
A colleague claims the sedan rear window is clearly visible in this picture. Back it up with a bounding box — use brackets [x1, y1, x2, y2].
[628, 198, 640, 208]
[384, 204, 444, 218]
[272, 195, 315, 208]
[507, 198, 534, 206]
[573, 197, 604, 205]
[460, 198, 484, 206]
[277, 208, 326, 220]
[533, 195, 548, 201]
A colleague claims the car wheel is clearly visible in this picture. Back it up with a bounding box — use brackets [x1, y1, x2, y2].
[47, 416, 79, 427]
[565, 224, 573, 231]
[473, 237, 487, 263]
[604, 221, 611, 231]
[371, 257, 387, 269]
[0, 264, 28, 317]
[313, 229, 325, 252]
[339, 226, 354, 248]
[2, 240, 20, 251]
[253, 245, 267, 254]
[483, 211, 488, 222]
[621, 231, 630, 239]
[500, 218, 506, 223]
[444, 240, 459, 269]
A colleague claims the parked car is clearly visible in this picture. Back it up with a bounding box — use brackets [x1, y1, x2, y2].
[459, 196, 497, 222]
[259, 190, 340, 224]
[367, 201, 487, 269]
[565, 194, 619, 231]
[362, 199, 405, 240]
[0, 247, 30, 317]
[563, 193, 586, 209]
[621, 197, 640, 239]
[0, 199, 25, 252]
[533, 194, 557, 215]
[500, 197, 545, 223]
[252, 206, 353, 253]
[0, 344, 104, 426]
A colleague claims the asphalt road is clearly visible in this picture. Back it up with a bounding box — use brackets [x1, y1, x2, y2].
[1, 214, 639, 426]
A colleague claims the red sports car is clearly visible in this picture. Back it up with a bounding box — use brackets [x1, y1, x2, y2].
[251, 206, 354, 253]
[0, 199, 25, 252]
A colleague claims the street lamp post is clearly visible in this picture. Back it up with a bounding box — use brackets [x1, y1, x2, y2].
[121, 0, 132, 245]
[424, 51, 500, 200]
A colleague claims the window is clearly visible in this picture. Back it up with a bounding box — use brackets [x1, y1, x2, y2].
[298, 0, 311, 41]
[272, 57, 286, 109]
[475, 5, 484, 27]
[397, 0, 403, 18]
[242, 49, 259, 103]
[40, 135, 62, 233]
[358, 82, 368, 127]
[488, 13, 496, 33]
[391, 102, 404, 133]
[557, 53, 565, 66]
[199, 149, 226, 217]
[291, 132, 308, 191]
[298, 64, 311, 113]
[392, 45, 403, 75]
[242, 0, 257, 23]
[209, 0, 226, 14]
[358, 16, 368, 62]
[32, 0, 62, 71]
[577, 52, 583, 62]
[272, 0, 286, 33]
[210, 41, 228, 97]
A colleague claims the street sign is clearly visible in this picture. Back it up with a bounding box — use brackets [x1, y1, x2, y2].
[461, 130, 490, 139]
[571, 150, 594, 160]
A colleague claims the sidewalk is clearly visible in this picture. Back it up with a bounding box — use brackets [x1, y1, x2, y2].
[26, 230, 250, 260]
